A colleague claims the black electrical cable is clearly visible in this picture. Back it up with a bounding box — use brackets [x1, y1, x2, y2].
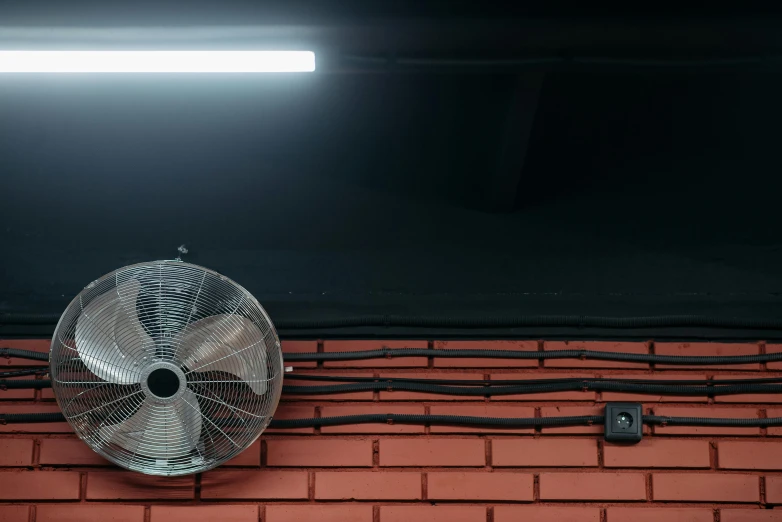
[282, 381, 782, 397]
[0, 348, 49, 362]
[38, 345, 782, 368]
[591, 382, 782, 396]
[8, 342, 782, 366]
[0, 412, 608, 428]
[0, 379, 51, 389]
[285, 374, 782, 386]
[5, 411, 782, 430]
[0, 368, 49, 379]
[284, 348, 782, 365]
[0, 412, 64, 424]
[8, 313, 782, 331]
[268, 414, 604, 429]
[644, 416, 782, 427]
[8, 377, 782, 395]
[266, 414, 782, 430]
[10, 376, 782, 394]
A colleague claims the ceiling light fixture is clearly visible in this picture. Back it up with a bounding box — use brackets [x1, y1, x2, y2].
[0, 50, 316, 73]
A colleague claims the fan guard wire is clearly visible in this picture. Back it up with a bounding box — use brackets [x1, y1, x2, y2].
[49, 260, 283, 476]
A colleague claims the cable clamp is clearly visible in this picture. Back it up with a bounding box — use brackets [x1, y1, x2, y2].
[386, 415, 394, 425]
[0, 417, 6, 425]
[578, 350, 587, 360]
[383, 348, 392, 359]
[0, 385, 6, 391]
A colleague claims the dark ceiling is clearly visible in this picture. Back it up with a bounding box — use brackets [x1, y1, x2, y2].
[2, 3, 782, 339]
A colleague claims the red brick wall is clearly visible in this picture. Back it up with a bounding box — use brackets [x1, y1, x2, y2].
[1, 339, 782, 521]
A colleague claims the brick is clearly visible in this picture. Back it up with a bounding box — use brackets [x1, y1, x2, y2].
[655, 342, 760, 370]
[767, 344, 782, 370]
[653, 473, 759, 502]
[494, 506, 601, 522]
[320, 405, 425, 433]
[539, 406, 603, 434]
[607, 508, 714, 522]
[315, 471, 421, 500]
[601, 373, 709, 403]
[225, 440, 260, 466]
[264, 404, 317, 434]
[493, 438, 598, 467]
[380, 506, 486, 522]
[281, 340, 317, 368]
[380, 439, 485, 467]
[323, 340, 428, 368]
[714, 375, 782, 403]
[0, 506, 29, 522]
[0, 471, 80, 499]
[767, 476, 782, 504]
[427, 472, 533, 501]
[201, 470, 307, 499]
[150, 506, 257, 522]
[86, 471, 193, 500]
[0, 439, 33, 466]
[491, 372, 599, 402]
[282, 372, 374, 401]
[267, 439, 372, 467]
[719, 441, 782, 470]
[544, 340, 649, 369]
[430, 404, 535, 434]
[721, 511, 782, 522]
[38, 505, 145, 522]
[653, 406, 761, 435]
[41, 387, 55, 400]
[379, 371, 485, 401]
[540, 472, 646, 501]
[266, 505, 373, 522]
[604, 439, 710, 468]
[433, 340, 538, 368]
[0, 404, 72, 433]
[39, 438, 111, 466]
[0, 339, 49, 367]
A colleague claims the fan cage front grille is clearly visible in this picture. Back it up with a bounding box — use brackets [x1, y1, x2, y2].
[49, 260, 283, 476]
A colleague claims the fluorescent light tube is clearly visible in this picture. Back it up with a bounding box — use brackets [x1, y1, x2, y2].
[0, 51, 316, 73]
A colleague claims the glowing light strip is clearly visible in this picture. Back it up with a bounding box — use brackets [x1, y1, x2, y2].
[0, 51, 316, 73]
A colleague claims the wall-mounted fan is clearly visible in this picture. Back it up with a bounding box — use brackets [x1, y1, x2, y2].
[49, 260, 283, 476]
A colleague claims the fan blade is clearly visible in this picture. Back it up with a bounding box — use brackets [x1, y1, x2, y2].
[175, 315, 268, 394]
[75, 279, 155, 384]
[98, 388, 203, 460]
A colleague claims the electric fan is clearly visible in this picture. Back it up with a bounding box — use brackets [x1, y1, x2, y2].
[49, 260, 283, 476]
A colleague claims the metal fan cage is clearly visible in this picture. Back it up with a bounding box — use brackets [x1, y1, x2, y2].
[49, 260, 283, 476]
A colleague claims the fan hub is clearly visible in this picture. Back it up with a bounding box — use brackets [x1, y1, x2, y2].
[140, 362, 186, 403]
[147, 368, 180, 398]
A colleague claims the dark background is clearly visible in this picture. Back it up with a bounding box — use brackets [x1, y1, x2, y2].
[2, 3, 782, 339]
